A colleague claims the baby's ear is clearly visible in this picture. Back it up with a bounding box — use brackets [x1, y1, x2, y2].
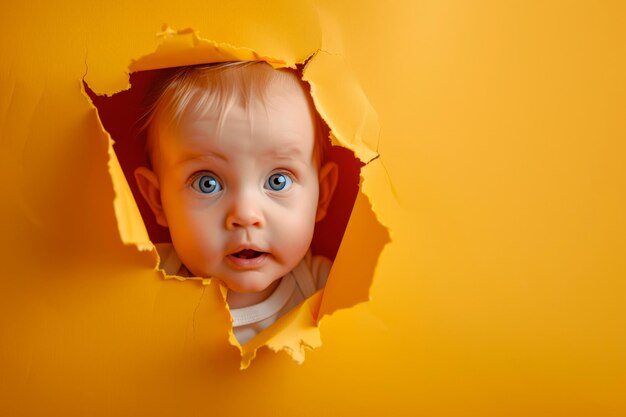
[134, 166, 168, 227]
[316, 161, 339, 222]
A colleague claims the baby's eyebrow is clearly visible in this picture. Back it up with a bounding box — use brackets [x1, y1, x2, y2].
[176, 150, 228, 165]
[263, 144, 307, 160]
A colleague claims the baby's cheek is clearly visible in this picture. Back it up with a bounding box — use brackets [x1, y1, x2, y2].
[282, 204, 316, 244]
[170, 210, 214, 249]
[175, 230, 221, 277]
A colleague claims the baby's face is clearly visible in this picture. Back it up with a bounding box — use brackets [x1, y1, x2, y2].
[152, 83, 320, 294]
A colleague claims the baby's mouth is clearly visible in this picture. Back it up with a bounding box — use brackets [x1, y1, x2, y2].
[227, 249, 269, 269]
[231, 249, 266, 259]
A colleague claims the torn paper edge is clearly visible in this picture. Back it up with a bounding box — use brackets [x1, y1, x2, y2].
[82, 25, 389, 369]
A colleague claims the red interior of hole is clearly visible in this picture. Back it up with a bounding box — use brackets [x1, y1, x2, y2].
[85, 68, 362, 261]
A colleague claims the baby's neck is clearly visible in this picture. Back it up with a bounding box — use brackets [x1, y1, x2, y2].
[226, 278, 282, 309]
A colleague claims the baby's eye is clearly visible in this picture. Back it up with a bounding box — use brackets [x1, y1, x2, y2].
[192, 174, 223, 194]
[265, 173, 293, 192]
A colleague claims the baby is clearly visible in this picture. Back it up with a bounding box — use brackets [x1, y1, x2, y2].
[134, 61, 338, 345]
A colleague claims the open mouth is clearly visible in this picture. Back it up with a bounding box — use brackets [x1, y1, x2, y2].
[231, 249, 266, 259]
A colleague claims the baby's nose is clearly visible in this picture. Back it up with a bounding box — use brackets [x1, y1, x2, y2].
[225, 192, 264, 229]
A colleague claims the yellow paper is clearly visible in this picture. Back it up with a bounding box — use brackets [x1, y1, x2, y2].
[1, 0, 625, 415]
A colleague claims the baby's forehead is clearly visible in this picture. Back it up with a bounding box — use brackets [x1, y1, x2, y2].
[146, 62, 322, 167]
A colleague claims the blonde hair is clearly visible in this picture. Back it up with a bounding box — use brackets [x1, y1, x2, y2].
[141, 61, 328, 167]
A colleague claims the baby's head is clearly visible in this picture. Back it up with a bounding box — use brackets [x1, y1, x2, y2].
[135, 61, 338, 303]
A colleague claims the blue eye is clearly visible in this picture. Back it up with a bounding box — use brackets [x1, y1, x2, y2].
[265, 173, 292, 191]
[192, 174, 222, 194]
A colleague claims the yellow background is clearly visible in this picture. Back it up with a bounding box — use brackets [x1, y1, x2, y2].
[1, 1, 625, 415]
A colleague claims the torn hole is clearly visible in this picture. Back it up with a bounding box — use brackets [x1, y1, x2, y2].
[83, 31, 389, 368]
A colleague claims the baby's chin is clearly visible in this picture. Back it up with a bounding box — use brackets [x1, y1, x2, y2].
[221, 275, 282, 294]
[183, 263, 283, 293]
[217, 256, 305, 294]
[222, 273, 285, 308]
